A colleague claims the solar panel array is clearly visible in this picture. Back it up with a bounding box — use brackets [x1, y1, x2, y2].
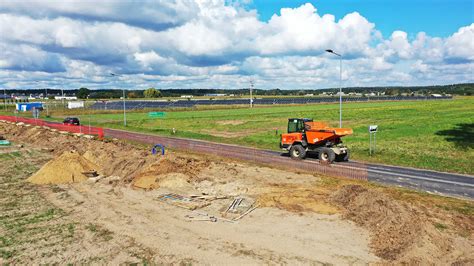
[90, 95, 452, 110]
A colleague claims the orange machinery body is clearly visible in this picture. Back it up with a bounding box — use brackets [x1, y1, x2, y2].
[281, 121, 353, 147]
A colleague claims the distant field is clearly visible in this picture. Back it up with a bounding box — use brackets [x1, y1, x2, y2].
[2, 98, 473, 174]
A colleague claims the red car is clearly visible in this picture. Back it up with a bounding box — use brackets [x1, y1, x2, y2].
[63, 117, 80, 126]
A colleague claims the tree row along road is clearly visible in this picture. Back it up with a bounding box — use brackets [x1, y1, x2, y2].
[104, 128, 474, 199]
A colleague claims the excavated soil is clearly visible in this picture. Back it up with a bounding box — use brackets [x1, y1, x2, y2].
[330, 185, 473, 264]
[28, 150, 99, 184]
[1, 122, 157, 181]
[132, 156, 210, 189]
[1, 120, 473, 264]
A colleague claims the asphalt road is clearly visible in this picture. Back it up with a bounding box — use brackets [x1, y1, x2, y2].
[105, 128, 474, 199]
[365, 163, 474, 199]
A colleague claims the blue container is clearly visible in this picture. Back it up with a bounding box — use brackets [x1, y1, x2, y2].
[16, 102, 43, 112]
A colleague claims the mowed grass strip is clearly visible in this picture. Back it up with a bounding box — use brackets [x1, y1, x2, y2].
[4, 98, 473, 174]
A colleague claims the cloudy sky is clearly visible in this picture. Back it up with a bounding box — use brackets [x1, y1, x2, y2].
[0, 0, 473, 90]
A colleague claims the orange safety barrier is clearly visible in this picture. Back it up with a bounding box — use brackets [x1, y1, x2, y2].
[0, 115, 104, 138]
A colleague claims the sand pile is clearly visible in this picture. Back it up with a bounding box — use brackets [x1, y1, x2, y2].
[82, 143, 152, 181]
[133, 172, 194, 190]
[28, 151, 100, 184]
[132, 156, 210, 189]
[158, 156, 210, 178]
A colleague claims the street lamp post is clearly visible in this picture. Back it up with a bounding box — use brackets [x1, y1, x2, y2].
[110, 73, 126, 127]
[3, 88, 6, 110]
[35, 81, 49, 116]
[249, 80, 254, 108]
[325, 49, 343, 128]
[42, 87, 49, 116]
[61, 88, 65, 110]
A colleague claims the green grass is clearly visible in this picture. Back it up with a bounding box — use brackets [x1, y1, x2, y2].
[0, 150, 74, 261]
[3, 98, 473, 174]
[434, 222, 448, 231]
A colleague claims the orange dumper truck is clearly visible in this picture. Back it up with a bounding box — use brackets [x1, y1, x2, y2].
[280, 118, 353, 163]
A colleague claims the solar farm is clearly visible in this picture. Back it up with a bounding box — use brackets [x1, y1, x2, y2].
[90, 95, 452, 110]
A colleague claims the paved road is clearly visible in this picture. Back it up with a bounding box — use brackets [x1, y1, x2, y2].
[365, 163, 474, 198]
[105, 128, 474, 199]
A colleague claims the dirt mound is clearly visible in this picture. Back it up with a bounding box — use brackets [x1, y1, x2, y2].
[132, 156, 210, 189]
[330, 185, 473, 264]
[159, 173, 193, 189]
[80, 142, 152, 181]
[132, 174, 160, 189]
[133, 173, 194, 190]
[331, 185, 422, 260]
[28, 151, 99, 184]
[1, 122, 153, 181]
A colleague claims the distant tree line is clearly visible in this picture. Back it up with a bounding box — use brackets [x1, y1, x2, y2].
[4, 83, 473, 99]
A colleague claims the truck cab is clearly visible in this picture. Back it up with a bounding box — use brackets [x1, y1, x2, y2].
[280, 118, 312, 150]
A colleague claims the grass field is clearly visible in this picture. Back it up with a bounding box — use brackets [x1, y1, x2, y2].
[2, 98, 473, 174]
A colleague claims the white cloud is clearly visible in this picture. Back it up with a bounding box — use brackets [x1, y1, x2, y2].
[0, 0, 198, 29]
[388, 31, 412, 59]
[255, 4, 374, 56]
[0, 42, 65, 72]
[445, 24, 474, 61]
[0, 1, 472, 89]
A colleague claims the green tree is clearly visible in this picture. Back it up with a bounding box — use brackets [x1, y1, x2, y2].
[144, 88, 161, 98]
[77, 87, 90, 99]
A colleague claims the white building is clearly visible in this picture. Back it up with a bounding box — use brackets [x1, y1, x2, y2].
[205, 93, 226, 97]
[55, 96, 78, 100]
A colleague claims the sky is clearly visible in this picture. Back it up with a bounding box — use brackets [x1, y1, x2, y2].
[0, 0, 473, 90]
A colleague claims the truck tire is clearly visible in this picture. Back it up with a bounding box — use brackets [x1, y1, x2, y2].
[318, 147, 336, 163]
[289, 145, 306, 160]
[336, 150, 350, 162]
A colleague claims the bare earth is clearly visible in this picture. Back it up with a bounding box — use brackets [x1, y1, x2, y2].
[0, 120, 472, 264]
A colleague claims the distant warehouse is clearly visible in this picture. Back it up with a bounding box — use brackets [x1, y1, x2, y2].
[55, 96, 78, 100]
[205, 93, 227, 97]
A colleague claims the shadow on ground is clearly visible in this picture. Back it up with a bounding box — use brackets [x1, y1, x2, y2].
[435, 123, 474, 148]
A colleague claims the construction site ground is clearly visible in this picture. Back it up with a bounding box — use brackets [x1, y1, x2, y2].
[0, 121, 473, 264]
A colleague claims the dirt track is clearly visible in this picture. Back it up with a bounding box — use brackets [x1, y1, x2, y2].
[1, 121, 473, 264]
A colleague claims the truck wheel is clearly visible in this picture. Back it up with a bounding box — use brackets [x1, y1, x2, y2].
[318, 147, 335, 163]
[336, 150, 350, 162]
[289, 145, 306, 160]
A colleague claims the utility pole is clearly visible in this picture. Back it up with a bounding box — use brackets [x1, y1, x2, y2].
[110, 73, 126, 126]
[325, 49, 343, 128]
[249, 80, 254, 108]
[35, 81, 47, 115]
[3, 88, 6, 110]
[122, 88, 127, 126]
[44, 87, 49, 116]
[339, 56, 342, 127]
[61, 88, 65, 110]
